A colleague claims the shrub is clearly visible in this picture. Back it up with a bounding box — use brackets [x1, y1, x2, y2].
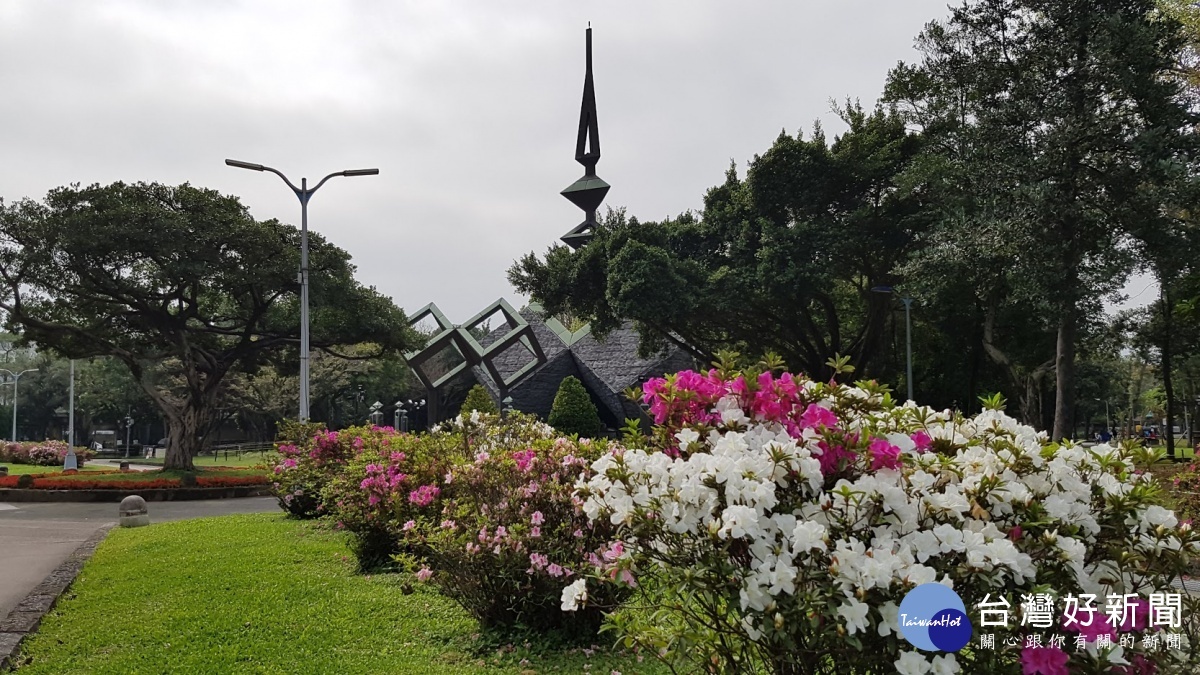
[270, 420, 337, 518]
[321, 414, 557, 572]
[569, 361, 1200, 674]
[321, 425, 458, 571]
[415, 435, 628, 636]
[547, 376, 601, 438]
[1172, 461, 1200, 524]
[461, 384, 497, 415]
[0, 441, 94, 466]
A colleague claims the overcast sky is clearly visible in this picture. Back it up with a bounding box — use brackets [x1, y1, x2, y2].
[0, 0, 1151, 322]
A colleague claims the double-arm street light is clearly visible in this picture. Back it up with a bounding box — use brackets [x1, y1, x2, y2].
[0, 368, 39, 442]
[225, 159, 378, 421]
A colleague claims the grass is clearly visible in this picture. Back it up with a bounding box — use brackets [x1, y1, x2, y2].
[131, 452, 273, 468]
[14, 513, 664, 675]
[0, 463, 108, 475]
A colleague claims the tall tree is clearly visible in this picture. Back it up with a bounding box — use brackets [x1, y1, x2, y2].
[886, 0, 1195, 440]
[510, 104, 926, 380]
[0, 182, 412, 469]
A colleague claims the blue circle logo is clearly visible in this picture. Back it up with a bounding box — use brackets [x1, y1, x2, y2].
[897, 584, 972, 652]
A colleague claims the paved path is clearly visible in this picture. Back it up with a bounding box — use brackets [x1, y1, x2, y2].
[86, 459, 159, 472]
[0, 497, 279, 617]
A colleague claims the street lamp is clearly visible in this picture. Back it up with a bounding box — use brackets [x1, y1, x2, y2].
[123, 415, 134, 459]
[225, 159, 378, 422]
[369, 401, 383, 426]
[870, 287, 914, 402]
[0, 368, 39, 442]
[393, 400, 406, 432]
[1094, 398, 1111, 437]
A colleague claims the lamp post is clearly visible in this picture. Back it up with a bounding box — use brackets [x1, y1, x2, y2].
[225, 159, 378, 422]
[67, 360, 75, 448]
[393, 400, 405, 432]
[369, 401, 383, 426]
[870, 287, 914, 402]
[123, 415, 134, 459]
[0, 368, 39, 442]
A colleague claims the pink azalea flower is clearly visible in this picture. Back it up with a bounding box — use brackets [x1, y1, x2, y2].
[1020, 645, 1069, 675]
[868, 438, 902, 471]
[402, 520, 416, 531]
[530, 526, 541, 538]
[415, 567, 433, 582]
[547, 563, 564, 577]
[911, 430, 933, 452]
[800, 403, 838, 430]
[531, 511, 545, 525]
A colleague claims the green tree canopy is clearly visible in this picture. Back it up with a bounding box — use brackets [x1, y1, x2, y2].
[547, 376, 601, 438]
[0, 181, 413, 469]
[510, 104, 925, 380]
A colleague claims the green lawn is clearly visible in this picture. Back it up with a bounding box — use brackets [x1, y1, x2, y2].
[0, 463, 108, 475]
[14, 513, 663, 674]
[130, 452, 273, 468]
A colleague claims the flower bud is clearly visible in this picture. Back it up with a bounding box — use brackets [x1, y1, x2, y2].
[707, 520, 721, 537]
[774, 613, 784, 630]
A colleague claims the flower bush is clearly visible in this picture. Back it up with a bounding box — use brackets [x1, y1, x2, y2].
[320, 424, 456, 571]
[270, 420, 342, 518]
[0, 441, 93, 466]
[1171, 461, 1200, 525]
[317, 412, 558, 571]
[569, 358, 1200, 674]
[415, 434, 629, 635]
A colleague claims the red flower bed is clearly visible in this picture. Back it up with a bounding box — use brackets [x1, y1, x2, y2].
[0, 473, 269, 490]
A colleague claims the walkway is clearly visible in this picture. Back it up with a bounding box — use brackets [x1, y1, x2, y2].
[0, 497, 279, 617]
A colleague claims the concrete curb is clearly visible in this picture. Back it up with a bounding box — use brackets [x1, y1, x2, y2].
[0, 522, 115, 671]
[0, 485, 271, 503]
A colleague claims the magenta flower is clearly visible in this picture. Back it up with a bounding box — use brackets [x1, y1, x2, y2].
[911, 430, 932, 452]
[800, 404, 838, 430]
[408, 484, 441, 507]
[868, 438, 902, 471]
[530, 526, 541, 538]
[1020, 645, 1069, 675]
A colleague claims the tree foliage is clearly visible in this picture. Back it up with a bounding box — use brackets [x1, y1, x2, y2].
[460, 384, 497, 415]
[547, 376, 601, 438]
[511, 104, 925, 380]
[0, 182, 413, 469]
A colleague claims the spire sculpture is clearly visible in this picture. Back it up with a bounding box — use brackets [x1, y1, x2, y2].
[560, 25, 609, 249]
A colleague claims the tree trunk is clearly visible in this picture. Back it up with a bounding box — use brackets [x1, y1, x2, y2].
[1162, 286, 1177, 459]
[1052, 310, 1077, 442]
[162, 401, 220, 471]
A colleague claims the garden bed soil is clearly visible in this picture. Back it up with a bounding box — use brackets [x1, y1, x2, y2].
[0, 485, 271, 502]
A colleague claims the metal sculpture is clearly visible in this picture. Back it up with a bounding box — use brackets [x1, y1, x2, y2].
[560, 25, 610, 249]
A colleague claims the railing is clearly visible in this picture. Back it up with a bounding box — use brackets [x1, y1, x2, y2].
[207, 441, 276, 462]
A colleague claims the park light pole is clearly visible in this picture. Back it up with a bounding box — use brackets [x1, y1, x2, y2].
[0, 368, 39, 442]
[225, 159, 378, 422]
[123, 415, 134, 459]
[369, 401, 383, 426]
[870, 287, 914, 403]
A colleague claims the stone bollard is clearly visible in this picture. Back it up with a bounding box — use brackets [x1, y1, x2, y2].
[119, 461, 130, 472]
[118, 495, 150, 528]
[0, 466, 7, 477]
